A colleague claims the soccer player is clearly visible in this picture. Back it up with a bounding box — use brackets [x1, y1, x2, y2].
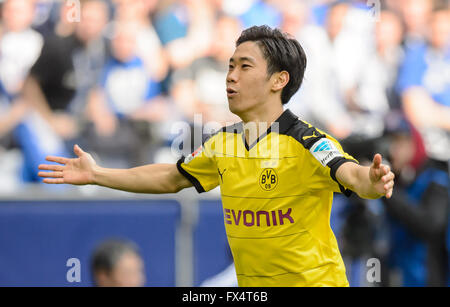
[38, 26, 395, 287]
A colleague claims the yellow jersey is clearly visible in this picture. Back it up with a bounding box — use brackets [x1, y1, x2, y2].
[177, 109, 358, 287]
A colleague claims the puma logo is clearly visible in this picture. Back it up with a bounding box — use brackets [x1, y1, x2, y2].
[302, 132, 318, 141]
[218, 168, 227, 183]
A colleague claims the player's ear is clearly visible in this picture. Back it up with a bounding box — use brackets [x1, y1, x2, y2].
[271, 71, 289, 92]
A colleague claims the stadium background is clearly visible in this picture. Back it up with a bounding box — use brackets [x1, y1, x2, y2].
[0, 0, 449, 286]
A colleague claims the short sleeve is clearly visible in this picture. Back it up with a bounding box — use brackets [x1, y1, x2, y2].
[307, 133, 359, 196]
[176, 137, 219, 193]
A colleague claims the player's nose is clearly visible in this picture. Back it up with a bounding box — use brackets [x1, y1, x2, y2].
[226, 69, 238, 83]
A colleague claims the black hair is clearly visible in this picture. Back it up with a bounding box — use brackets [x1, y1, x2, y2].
[236, 25, 307, 105]
[91, 239, 141, 276]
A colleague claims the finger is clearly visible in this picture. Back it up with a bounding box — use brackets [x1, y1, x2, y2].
[42, 178, 65, 184]
[46, 156, 69, 165]
[384, 180, 394, 191]
[382, 165, 391, 176]
[74, 144, 85, 157]
[372, 153, 382, 169]
[382, 172, 395, 183]
[386, 188, 394, 199]
[38, 164, 64, 171]
[38, 171, 63, 178]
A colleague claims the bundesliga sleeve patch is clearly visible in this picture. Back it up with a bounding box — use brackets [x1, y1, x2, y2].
[309, 138, 343, 167]
[184, 146, 203, 164]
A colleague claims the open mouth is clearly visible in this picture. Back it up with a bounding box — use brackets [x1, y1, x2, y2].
[226, 88, 237, 96]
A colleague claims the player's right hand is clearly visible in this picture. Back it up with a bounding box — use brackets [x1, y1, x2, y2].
[38, 144, 97, 185]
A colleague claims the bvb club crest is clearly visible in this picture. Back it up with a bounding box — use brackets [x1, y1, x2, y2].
[259, 168, 278, 191]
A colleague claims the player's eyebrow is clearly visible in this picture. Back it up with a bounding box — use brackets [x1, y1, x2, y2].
[229, 56, 257, 64]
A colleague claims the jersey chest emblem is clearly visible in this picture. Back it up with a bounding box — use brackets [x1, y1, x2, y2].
[259, 168, 278, 191]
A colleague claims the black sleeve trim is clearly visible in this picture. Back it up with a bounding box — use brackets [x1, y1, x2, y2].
[176, 157, 206, 193]
[327, 157, 359, 197]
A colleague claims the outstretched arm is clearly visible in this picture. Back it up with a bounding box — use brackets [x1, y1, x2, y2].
[336, 154, 395, 199]
[38, 145, 193, 194]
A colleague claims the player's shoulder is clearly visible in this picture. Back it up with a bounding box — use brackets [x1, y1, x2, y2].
[282, 117, 330, 150]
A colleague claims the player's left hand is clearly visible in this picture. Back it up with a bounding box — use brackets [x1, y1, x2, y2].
[369, 153, 395, 199]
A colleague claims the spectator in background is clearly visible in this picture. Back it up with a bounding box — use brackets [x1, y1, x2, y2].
[32, 0, 78, 37]
[358, 10, 404, 110]
[237, 0, 282, 29]
[112, 0, 168, 82]
[396, 8, 450, 164]
[282, 0, 343, 135]
[214, 0, 282, 42]
[170, 16, 242, 125]
[0, 95, 29, 142]
[0, 0, 64, 183]
[91, 239, 146, 287]
[85, 21, 168, 167]
[153, 0, 189, 47]
[0, 82, 29, 191]
[14, 0, 110, 182]
[330, 1, 377, 141]
[340, 10, 405, 161]
[309, 0, 337, 26]
[24, 0, 110, 128]
[0, 0, 43, 97]
[277, 0, 309, 37]
[154, 0, 215, 70]
[69, 0, 111, 117]
[348, 10, 404, 133]
[399, 0, 433, 48]
[382, 113, 449, 286]
[0, 0, 38, 142]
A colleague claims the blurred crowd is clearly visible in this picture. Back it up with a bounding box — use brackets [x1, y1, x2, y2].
[0, 0, 449, 287]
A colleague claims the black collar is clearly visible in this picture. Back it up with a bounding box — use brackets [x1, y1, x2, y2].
[241, 109, 299, 151]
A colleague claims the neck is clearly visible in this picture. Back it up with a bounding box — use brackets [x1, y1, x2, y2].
[240, 101, 284, 145]
[240, 97, 284, 124]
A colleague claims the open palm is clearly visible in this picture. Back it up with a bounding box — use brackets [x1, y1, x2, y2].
[369, 154, 395, 198]
[38, 145, 97, 185]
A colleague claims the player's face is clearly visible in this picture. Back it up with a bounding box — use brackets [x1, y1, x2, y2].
[226, 41, 273, 117]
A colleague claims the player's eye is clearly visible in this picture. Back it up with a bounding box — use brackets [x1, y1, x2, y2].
[242, 64, 251, 69]
[228, 65, 234, 70]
